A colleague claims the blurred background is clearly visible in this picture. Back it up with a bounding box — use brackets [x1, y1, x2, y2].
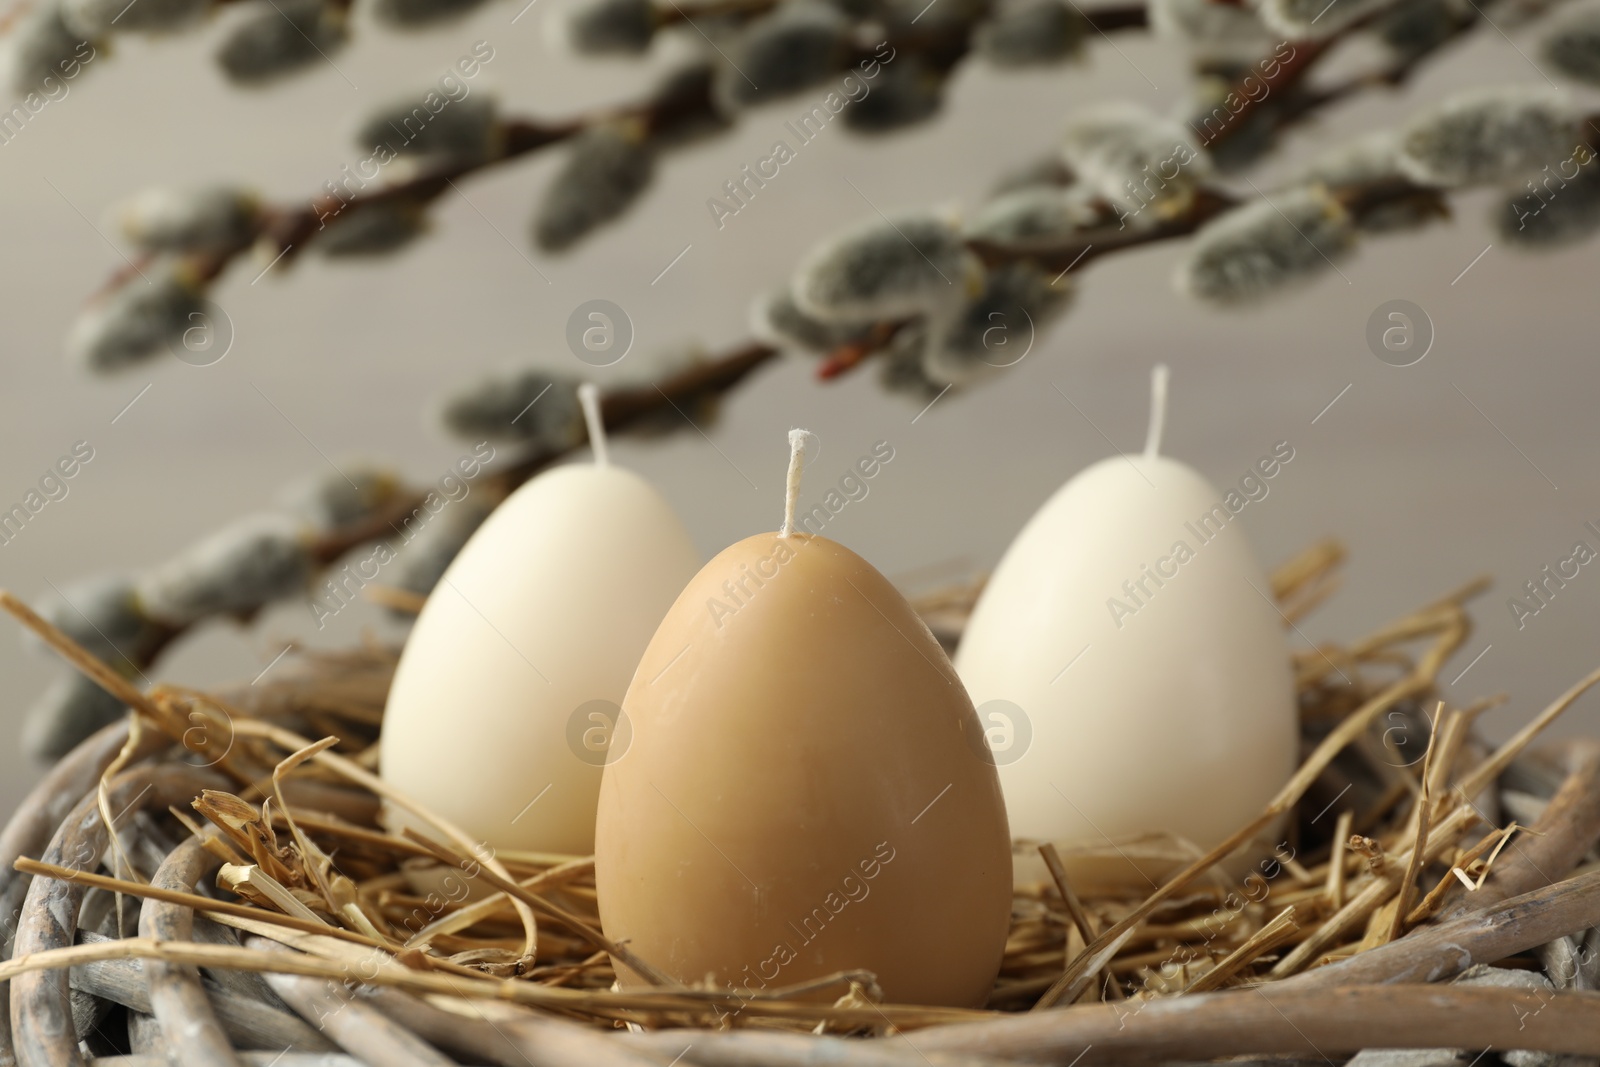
[1, 0, 1597, 813]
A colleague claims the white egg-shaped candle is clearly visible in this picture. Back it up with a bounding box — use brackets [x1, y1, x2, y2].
[381, 385, 700, 858]
[954, 367, 1297, 890]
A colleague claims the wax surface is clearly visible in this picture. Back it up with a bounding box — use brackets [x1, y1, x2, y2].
[955, 454, 1297, 887]
[595, 533, 1012, 1008]
[380, 464, 700, 857]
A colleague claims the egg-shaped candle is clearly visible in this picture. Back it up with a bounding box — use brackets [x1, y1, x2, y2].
[955, 367, 1297, 890]
[381, 385, 701, 857]
[595, 431, 1012, 1008]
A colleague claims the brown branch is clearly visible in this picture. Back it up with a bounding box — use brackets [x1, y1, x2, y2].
[108, 4, 1159, 298]
[1196, 37, 1339, 149]
[1437, 739, 1600, 917]
[1282, 864, 1600, 990]
[965, 187, 1242, 273]
[41, 4, 1486, 712]
[818, 175, 1441, 378]
[27, 174, 1450, 742]
[895, 982, 1600, 1063]
[10, 336, 782, 753]
[1197, 0, 1482, 150]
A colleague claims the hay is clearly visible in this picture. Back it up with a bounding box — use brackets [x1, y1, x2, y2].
[3, 540, 1600, 1065]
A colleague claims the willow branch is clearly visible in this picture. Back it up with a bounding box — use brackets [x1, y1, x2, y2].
[128, 4, 1148, 297]
[896, 982, 1600, 1063]
[84, 0, 1500, 309]
[1197, 0, 1481, 149]
[819, 174, 1446, 377]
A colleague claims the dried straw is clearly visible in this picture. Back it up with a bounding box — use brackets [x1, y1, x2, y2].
[4, 539, 1600, 1062]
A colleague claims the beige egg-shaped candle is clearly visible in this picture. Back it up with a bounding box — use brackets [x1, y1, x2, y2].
[381, 386, 700, 859]
[595, 431, 1012, 1009]
[955, 367, 1298, 891]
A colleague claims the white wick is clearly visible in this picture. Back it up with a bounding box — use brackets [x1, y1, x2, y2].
[1142, 364, 1170, 461]
[780, 428, 815, 537]
[578, 383, 609, 468]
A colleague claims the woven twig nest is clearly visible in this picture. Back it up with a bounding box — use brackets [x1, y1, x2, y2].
[3, 540, 1600, 1067]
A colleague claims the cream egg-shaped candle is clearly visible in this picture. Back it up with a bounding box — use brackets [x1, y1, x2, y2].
[381, 385, 700, 858]
[955, 367, 1297, 890]
[595, 431, 1013, 1008]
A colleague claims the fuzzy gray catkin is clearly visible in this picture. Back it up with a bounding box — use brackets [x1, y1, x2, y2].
[355, 95, 501, 165]
[1542, 3, 1600, 85]
[558, 0, 657, 54]
[65, 266, 207, 372]
[751, 287, 875, 354]
[717, 2, 852, 108]
[136, 514, 314, 625]
[438, 369, 585, 448]
[876, 320, 946, 400]
[1290, 131, 1437, 232]
[22, 674, 126, 762]
[387, 494, 496, 603]
[791, 211, 980, 323]
[279, 466, 402, 532]
[646, 60, 733, 148]
[973, 0, 1088, 66]
[842, 58, 945, 131]
[9, 3, 95, 95]
[373, 0, 490, 26]
[63, 0, 207, 36]
[1396, 85, 1582, 187]
[1060, 103, 1212, 221]
[1372, 0, 1471, 59]
[1188, 64, 1284, 172]
[1149, 0, 1270, 53]
[1499, 154, 1600, 246]
[923, 263, 1072, 385]
[24, 574, 165, 671]
[534, 124, 656, 252]
[320, 201, 428, 257]
[117, 188, 259, 253]
[216, 0, 348, 85]
[964, 186, 1102, 244]
[1177, 186, 1356, 304]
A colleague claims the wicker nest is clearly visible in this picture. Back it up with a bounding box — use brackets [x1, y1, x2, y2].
[3, 540, 1600, 1067]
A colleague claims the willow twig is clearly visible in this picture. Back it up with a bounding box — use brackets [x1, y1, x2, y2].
[1286, 865, 1600, 990]
[902, 982, 1600, 1062]
[1440, 738, 1600, 916]
[0, 936, 985, 1028]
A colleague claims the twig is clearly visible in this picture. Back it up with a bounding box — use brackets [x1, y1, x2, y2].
[137, 3, 1159, 297]
[1403, 824, 1511, 925]
[901, 982, 1600, 1062]
[0, 937, 986, 1028]
[1441, 739, 1600, 915]
[1285, 865, 1600, 990]
[139, 836, 251, 1067]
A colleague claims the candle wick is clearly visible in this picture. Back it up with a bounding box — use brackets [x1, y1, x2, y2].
[578, 383, 609, 468]
[780, 428, 815, 538]
[1142, 364, 1170, 461]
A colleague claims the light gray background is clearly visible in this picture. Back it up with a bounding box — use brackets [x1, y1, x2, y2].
[2, 4, 1597, 814]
